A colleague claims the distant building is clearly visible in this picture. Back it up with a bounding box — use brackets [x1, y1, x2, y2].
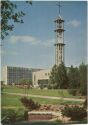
[2, 66, 41, 85]
[32, 69, 51, 88]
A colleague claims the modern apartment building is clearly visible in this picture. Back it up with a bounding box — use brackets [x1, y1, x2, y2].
[2, 66, 41, 85]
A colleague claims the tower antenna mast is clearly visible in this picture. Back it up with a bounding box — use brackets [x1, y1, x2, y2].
[56, 1, 62, 15]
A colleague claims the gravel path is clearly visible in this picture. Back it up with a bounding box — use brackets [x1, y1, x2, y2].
[3, 92, 84, 102]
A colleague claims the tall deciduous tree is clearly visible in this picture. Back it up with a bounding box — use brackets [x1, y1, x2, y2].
[68, 65, 80, 89]
[79, 63, 87, 96]
[1, 1, 32, 40]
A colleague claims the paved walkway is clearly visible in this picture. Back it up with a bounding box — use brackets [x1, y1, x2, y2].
[3, 92, 84, 102]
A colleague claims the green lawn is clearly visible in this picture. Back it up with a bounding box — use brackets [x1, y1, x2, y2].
[1, 86, 86, 125]
[2, 86, 83, 110]
[1, 94, 24, 109]
[2, 93, 83, 110]
[3, 85, 81, 99]
[1, 93, 86, 125]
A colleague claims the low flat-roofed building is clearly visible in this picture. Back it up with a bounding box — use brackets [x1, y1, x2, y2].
[2, 66, 41, 85]
[32, 69, 51, 88]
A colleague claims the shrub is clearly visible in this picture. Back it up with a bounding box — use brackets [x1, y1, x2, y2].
[20, 97, 40, 110]
[78, 86, 87, 96]
[83, 98, 87, 109]
[61, 105, 87, 121]
[68, 89, 77, 96]
[1, 109, 25, 124]
[24, 109, 29, 120]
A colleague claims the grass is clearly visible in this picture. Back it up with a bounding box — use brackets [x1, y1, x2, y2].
[2, 121, 62, 125]
[13, 121, 62, 125]
[3, 85, 81, 99]
[2, 121, 87, 125]
[12, 120, 88, 125]
[1, 93, 83, 110]
[2, 86, 83, 109]
[1, 86, 86, 125]
[1, 94, 24, 109]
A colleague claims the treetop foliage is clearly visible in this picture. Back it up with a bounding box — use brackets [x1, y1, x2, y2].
[48, 63, 69, 89]
[48, 62, 87, 96]
[1, 0, 32, 40]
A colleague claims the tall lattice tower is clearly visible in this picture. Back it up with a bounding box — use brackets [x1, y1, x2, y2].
[54, 3, 65, 66]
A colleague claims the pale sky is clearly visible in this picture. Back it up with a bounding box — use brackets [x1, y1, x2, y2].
[1, 1, 87, 69]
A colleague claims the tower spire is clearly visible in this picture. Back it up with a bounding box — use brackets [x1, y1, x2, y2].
[56, 1, 62, 15]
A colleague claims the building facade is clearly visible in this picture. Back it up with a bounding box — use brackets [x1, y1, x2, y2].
[2, 66, 40, 85]
[32, 69, 51, 88]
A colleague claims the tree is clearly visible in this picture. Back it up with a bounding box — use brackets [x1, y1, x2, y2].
[57, 63, 69, 89]
[19, 79, 27, 85]
[19, 78, 32, 96]
[79, 63, 87, 96]
[67, 63, 87, 96]
[1, 1, 32, 40]
[68, 65, 80, 89]
[48, 65, 58, 89]
[19, 78, 32, 87]
[48, 63, 69, 89]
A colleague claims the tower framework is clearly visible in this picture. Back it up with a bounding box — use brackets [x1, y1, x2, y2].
[54, 15, 65, 66]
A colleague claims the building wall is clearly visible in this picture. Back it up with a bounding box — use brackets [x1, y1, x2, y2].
[32, 69, 51, 88]
[2, 66, 40, 85]
[2, 66, 52, 87]
[2, 66, 7, 85]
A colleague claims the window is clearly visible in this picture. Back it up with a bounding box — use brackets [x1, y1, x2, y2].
[59, 22, 62, 28]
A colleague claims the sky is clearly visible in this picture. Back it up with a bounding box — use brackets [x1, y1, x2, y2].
[1, 1, 87, 69]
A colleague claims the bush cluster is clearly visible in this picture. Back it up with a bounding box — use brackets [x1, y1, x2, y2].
[68, 89, 77, 96]
[20, 97, 40, 110]
[1, 109, 25, 124]
[61, 105, 87, 121]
